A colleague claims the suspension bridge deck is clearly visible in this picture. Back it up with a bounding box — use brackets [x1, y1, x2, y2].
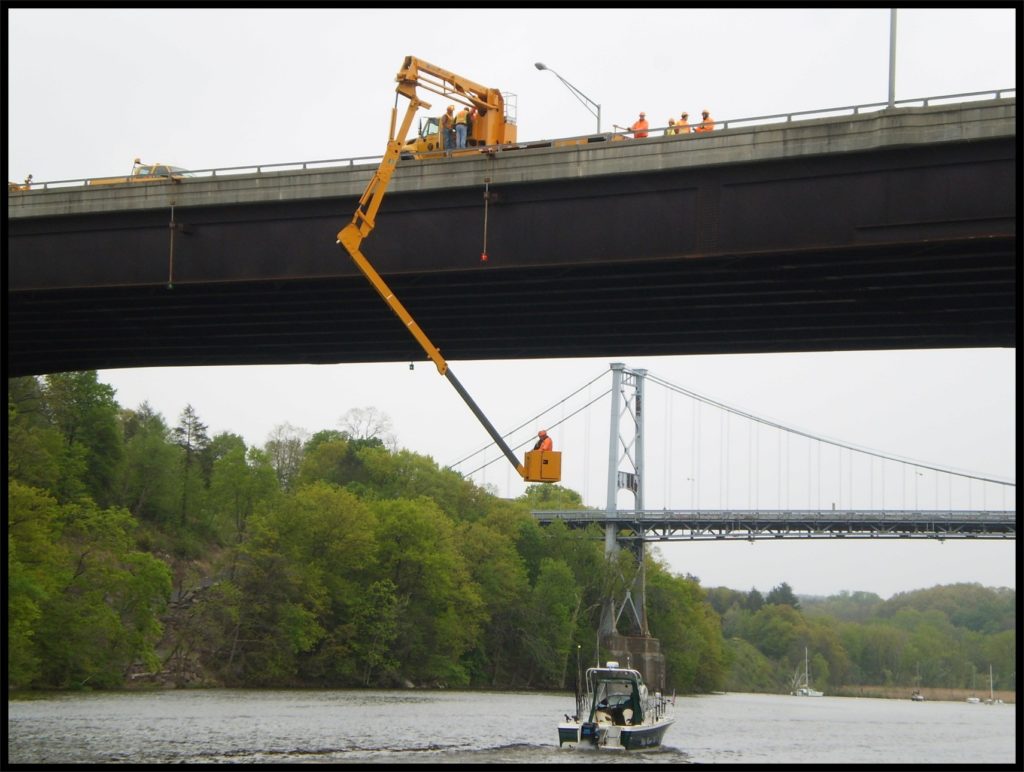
[532, 509, 1016, 540]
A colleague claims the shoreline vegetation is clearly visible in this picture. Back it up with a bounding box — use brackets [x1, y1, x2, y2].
[8, 373, 1015, 698]
[10, 685, 1016, 706]
[828, 684, 1015, 703]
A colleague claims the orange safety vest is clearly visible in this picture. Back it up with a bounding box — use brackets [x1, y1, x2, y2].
[695, 115, 715, 133]
[631, 119, 649, 138]
[454, 109, 470, 126]
[535, 435, 553, 451]
[678, 119, 691, 134]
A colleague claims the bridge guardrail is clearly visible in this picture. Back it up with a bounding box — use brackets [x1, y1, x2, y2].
[15, 87, 1015, 191]
[534, 509, 1017, 522]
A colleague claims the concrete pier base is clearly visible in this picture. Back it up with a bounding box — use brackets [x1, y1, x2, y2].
[601, 633, 667, 692]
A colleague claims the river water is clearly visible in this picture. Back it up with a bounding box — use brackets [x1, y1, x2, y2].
[6, 689, 1017, 765]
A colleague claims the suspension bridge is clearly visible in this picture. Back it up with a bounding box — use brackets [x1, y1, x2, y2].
[450, 362, 1016, 538]
[448, 361, 1014, 688]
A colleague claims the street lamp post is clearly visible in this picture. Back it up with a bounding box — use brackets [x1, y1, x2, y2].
[534, 62, 601, 133]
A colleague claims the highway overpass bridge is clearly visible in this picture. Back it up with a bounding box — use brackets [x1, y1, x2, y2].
[7, 97, 1016, 377]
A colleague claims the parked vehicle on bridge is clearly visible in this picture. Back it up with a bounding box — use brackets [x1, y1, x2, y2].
[87, 158, 191, 186]
[337, 55, 562, 484]
[8, 174, 33, 192]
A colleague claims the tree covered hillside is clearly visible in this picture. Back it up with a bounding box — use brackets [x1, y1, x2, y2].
[8, 372, 1014, 696]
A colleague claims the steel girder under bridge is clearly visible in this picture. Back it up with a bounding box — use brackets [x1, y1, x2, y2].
[531, 509, 1017, 540]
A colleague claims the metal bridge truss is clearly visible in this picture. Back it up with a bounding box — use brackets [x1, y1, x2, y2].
[533, 509, 1017, 541]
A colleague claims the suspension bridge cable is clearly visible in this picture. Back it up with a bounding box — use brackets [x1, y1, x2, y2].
[460, 387, 612, 477]
[646, 373, 1014, 487]
[447, 369, 609, 469]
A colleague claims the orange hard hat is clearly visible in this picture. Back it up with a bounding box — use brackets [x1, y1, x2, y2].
[702, 109, 710, 114]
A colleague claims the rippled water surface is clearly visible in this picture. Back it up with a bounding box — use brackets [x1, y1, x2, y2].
[7, 689, 1017, 764]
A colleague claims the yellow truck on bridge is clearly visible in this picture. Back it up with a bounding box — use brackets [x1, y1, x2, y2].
[87, 158, 190, 186]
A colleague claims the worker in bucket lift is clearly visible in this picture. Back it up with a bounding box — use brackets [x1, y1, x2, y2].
[534, 430, 553, 452]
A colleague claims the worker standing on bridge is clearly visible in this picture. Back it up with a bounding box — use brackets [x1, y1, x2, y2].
[678, 112, 691, 134]
[630, 111, 649, 139]
[440, 105, 456, 153]
[534, 430, 553, 452]
[694, 109, 715, 134]
[455, 106, 471, 148]
[665, 117, 677, 136]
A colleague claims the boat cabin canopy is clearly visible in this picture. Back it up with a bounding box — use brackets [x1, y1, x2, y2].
[586, 666, 647, 726]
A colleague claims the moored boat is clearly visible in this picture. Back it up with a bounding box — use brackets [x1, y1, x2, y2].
[791, 647, 824, 697]
[558, 661, 674, 750]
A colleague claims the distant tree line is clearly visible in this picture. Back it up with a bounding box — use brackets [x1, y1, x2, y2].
[7, 372, 1015, 695]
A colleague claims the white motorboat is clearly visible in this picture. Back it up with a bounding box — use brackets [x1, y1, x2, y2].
[558, 661, 674, 750]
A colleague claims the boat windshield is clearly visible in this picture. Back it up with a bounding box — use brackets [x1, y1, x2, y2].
[589, 675, 642, 725]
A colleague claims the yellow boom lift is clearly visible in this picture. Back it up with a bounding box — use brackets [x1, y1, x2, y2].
[337, 56, 561, 484]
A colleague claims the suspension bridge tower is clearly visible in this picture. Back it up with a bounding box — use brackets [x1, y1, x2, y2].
[599, 363, 667, 690]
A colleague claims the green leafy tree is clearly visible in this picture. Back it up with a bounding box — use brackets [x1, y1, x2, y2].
[882, 583, 1015, 634]
[705, 586, 746, 616]
[359, 446, 491, 521]
[207, 439, 279, 543]
[7, 481, 65, 686]
[8, 481, 171, 689]
[801, 590, 883, 623]
[744, 588, 765, 612]
[118, 403, 179, 525]
[745, 603, 803, 660]
[522, 558, 577, 687]
[723, 637, 782, 692]
[371, 497, 485, 686]
[765, 581, 800, 609]
[296, 436, 357, 489]
[645, 558, 727, 692]
[7, 376, 64, 494]
[350, 579, 402, 686]
[225, 481, 377, 685]
[43, 371, 124, 506]
[172, 404, 210, 528]
[518, 483, 586, 511]
[456, 519, 532, 686]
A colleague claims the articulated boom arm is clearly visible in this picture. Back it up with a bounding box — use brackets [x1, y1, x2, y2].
[337, 56, 538, 481]
[396, 55, 506, 119]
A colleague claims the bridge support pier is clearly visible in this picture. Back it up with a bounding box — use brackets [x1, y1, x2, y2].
[599, 632, 667, 692]
[599, 363, 666, 689]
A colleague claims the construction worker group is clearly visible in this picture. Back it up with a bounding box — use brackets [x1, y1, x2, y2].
[440, 104, 476, 152]
[630, 109, 714, 138]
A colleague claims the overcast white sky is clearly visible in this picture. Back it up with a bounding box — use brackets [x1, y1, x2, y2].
[7, 7, 1018, 599]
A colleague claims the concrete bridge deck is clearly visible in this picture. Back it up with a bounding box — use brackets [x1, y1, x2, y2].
[7, 98, 1016, 377]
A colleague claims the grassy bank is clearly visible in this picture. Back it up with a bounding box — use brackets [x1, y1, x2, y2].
[830, 684, 1015, 704]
